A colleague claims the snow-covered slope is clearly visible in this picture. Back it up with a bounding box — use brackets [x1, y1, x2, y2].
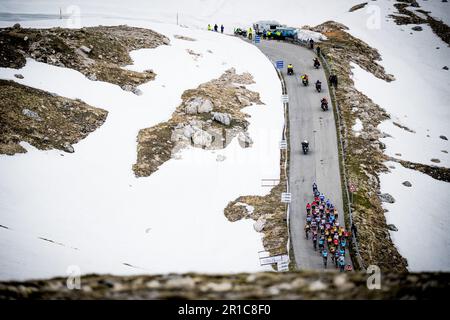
[0, 18, 283, 280]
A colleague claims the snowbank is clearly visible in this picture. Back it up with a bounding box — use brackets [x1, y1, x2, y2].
[296, 29, 327, 42]
[380, 161, 450, 271]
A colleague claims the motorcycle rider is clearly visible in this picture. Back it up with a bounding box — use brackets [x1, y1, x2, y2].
[321, 97, 328, 111]
[315, 80, 322, 92]
[301, 140, 309, 154]
[287, 63, 294, 75]
[313, 57, 320, 68]
[301, 74, 309, 86]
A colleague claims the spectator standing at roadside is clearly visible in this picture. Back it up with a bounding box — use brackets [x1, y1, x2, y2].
[221, 24, 224, 33]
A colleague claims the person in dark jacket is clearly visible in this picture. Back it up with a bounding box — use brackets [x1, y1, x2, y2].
[220, 24, 224, 33]
[329, 74, 338, 89]
[316, 46, 321, 56]
[214, 24, 218, 32]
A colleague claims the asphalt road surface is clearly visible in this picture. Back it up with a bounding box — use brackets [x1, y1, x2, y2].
[257, 39, 347, 270]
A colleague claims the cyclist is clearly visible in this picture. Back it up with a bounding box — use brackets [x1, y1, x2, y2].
[304, 223, 311, 239]
[322, 250, 328, 268]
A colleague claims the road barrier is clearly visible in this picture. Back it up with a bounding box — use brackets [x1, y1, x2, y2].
[275, 66, 292, 268]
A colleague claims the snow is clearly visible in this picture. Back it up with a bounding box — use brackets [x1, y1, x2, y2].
[417, 0, 450, 25]
[352, 118, 363, 137]
[0, 18, 283, 280]
[380, 161, 450, 271]
[296, 29, 328, 42]
[351, 62, 449, 168]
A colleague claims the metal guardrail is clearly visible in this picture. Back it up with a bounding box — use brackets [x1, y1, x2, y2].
[275, 67, 291, 265]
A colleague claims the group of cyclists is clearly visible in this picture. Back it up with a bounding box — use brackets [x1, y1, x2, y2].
[304, 183, 351, 271]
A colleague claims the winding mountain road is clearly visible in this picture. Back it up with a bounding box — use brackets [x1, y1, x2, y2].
[257, 40, 347, 270]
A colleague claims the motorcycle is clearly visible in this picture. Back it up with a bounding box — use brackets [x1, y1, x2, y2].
[316, 82, 322, 92]
[302, 143, 309, 154]
[287, 67, 294, 75]
[302, 78, 309, 86]
[314, 61, 320, 69]
[321, 100, 329, 111]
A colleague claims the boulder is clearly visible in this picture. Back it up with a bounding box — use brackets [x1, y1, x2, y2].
[62, 142, 75, 153]
[440, 135, 448, 140]
[22, 108, 41, 121]
[132, 88, 143, 96]
[192, 130, 212, 148]
[212, 112, 232, 126]
[412, 26, 423, 31]
[197, 99, 213, 113]
[238, 131, 253, 148]
[402, 181, 412, 187]
[14, 74, 24, 79]
[87, 73, 97, 81]
[380, 193, 395, 204]
[185, 98, 213, 114]
[80, 45, 92, 54]
[387, 224, 398, 232]
[183, 125, 196, 139]
[253, 217, 266, 232]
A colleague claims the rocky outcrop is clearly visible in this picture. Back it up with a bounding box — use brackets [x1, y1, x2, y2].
[349, 2, 368, 12]
[0, 80, 107, 155]
[0, 25, 170, 91]
[133, 69, 263, 177]
[2, 271, 448, 299]
[390, 1, 450, 46]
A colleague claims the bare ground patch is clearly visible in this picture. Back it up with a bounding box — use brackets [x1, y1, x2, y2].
[0, 24, 170, 91]
[0, 79, 107, 155]
[133, 68, 263, 177]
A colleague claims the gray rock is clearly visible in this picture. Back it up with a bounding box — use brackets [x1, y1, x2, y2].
[87, 73, 97, 81]
[13, 23, 21, 29]
[183, 125, 196, 139]
[62, 142, 74, 153]
[412, 26, 423, 31]
[216, 154, 226, 162]
[79, 45, 92, 54]
[444, 66, 449, 70]
[121, 85, 134, 92]
[185, 98, 213, 114]
[132, 88, 143, 96]
[380, 193, 395, 204]
[402, 181, 412, 187]
[238, 131, 253, 148]
[212, 112, 232, 126]
[14, 74, 24, 79]
[197, 99, 213, 113]
[387, 224, 398, 232]
[192, 130, 212, 148]
[440, 135, 448, 140]
[22, 108, 41, 121]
